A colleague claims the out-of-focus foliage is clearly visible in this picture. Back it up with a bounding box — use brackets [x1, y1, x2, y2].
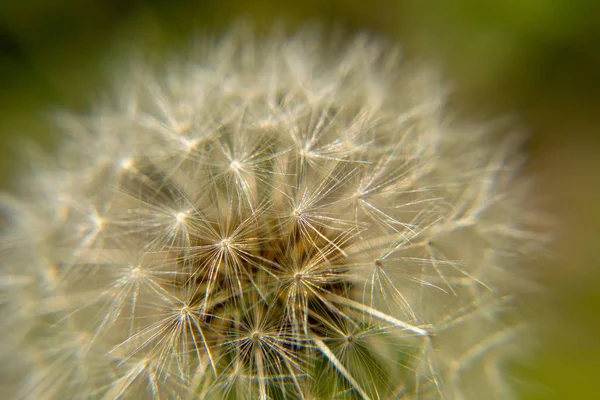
[1, 1, 599, 398]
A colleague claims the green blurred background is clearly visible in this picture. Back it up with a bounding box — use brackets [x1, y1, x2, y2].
[1, 0, 599, 398]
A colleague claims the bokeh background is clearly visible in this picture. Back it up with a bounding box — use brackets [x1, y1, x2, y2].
[1, 0, 598, 398]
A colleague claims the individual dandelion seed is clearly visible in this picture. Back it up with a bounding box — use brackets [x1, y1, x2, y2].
[0, 23, 547, 400]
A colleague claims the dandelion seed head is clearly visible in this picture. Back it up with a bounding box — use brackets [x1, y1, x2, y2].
[126, 264, 143, 279]
[175, 211, 188, 223]
[0, 23, 547, 400]
[230, 160, 242, 172]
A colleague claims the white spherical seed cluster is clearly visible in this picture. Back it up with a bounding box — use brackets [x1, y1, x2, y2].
[0, 25, 543, 399]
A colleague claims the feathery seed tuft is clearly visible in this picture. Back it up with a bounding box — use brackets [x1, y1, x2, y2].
[0, 24, 545, 399]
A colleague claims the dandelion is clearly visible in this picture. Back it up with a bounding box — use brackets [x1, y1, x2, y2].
[0, 24, 545, 399]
